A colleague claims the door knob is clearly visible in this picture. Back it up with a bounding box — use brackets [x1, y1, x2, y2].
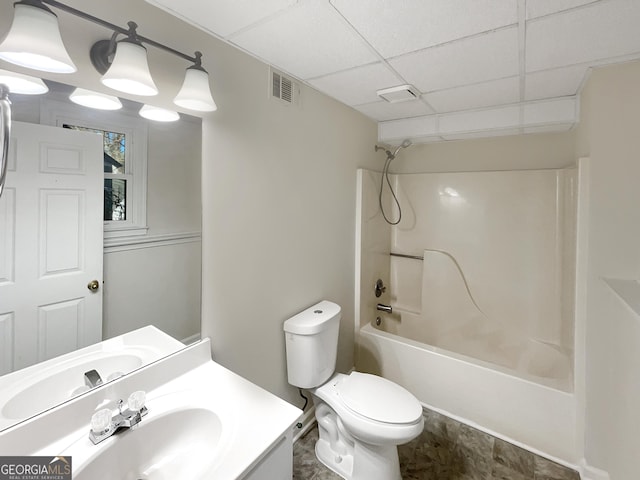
[87, 280, 100, 292]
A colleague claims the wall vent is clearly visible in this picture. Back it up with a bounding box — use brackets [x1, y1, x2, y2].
[270, 68, 298, 105]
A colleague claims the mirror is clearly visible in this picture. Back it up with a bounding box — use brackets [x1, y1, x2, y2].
[0, 76, 203, 431]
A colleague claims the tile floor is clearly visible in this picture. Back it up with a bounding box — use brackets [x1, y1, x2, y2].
[292, 408, 580, 480]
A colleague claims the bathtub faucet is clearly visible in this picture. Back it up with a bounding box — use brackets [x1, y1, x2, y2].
[376, 303, 392, 314]
[89, 391, 147, 444]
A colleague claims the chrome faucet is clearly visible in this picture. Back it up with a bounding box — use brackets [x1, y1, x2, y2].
[84, 369, 103, 388]
[89, 391, 147, 444]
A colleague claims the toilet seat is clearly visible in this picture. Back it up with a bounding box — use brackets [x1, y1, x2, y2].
[337, 372, 422, 425]
[313, 373, 424, 447]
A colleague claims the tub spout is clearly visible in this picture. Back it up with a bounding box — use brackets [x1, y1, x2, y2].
[84, 369, 103, 388]
[377, 303, 392, 314]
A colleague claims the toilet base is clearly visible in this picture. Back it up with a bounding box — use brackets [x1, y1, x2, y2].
[315, 437, 353, 479]
[315, 434, 402, 480]
[314, 402, 402, 480]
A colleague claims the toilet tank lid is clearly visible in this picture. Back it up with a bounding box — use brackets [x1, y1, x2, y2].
[283, 300, 341, 335]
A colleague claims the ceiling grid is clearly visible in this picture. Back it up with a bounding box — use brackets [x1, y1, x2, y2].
[146, 0, 640, 143]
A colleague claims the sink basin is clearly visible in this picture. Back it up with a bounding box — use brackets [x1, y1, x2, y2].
[0, 326, 186, 430]
[2, 353, 143, 419]
[73, 407, 223, 480]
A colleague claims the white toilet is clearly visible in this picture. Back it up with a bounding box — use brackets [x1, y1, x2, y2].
[284, 300, 424, 480]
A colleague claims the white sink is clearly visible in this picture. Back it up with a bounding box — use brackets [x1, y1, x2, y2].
[73, 407, 223, 480]
[0, 339, 302, 480]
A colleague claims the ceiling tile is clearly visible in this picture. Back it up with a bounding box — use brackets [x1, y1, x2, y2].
[423, 77, 520, 113]
[526, 0, 601, 20]
[354, 100, 435, 122]
[526, 0, 640, 72]
[389, 27, 519, 92]
[229, 1, 379, 79]
[331, 0, 517, 58]
[308, 63, 402, 106]
[145, 0, 298, 38]
[525, 65, 588, 100]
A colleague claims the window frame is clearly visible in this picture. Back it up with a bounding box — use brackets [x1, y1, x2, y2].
[41, 99, 148, 240]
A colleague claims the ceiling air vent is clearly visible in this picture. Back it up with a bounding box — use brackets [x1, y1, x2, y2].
[377, 84, 420, 103]
[271, 68, 298, 105]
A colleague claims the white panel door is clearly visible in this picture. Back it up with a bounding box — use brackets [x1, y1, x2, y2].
[0, 121, 103, 374]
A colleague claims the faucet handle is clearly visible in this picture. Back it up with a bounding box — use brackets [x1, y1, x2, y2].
[127, 391, 146, 412]
[90, 408, 112, 434]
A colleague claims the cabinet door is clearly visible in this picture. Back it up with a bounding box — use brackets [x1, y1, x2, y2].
[241, 433, 293, 480]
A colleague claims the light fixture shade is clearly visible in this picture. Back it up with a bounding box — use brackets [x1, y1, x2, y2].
[101, 39, 158, 96]
[0, 2, 76, 73]
[0, 69, 48, 94]
[174, 66, 217, 112]
[139, 104, 179, 122]
[69, 88, 122, 110]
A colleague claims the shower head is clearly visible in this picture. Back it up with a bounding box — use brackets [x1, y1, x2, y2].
[375, 139, 412, 160]
[391, 139, 412, 158]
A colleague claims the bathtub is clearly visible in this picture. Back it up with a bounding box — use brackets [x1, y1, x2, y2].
[356, 322, 577, 463]
[354, 167, 579, 463]
[379, 306, 574, 393]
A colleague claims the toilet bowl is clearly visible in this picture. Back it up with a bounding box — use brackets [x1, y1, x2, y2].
[284, 301, 424, 480]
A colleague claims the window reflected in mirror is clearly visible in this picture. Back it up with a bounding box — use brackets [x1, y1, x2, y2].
[63, 124, 128, 221]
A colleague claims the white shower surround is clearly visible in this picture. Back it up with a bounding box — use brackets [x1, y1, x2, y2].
[354, 167, 580, 462]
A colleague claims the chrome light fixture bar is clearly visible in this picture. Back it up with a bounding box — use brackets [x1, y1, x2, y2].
[0, 0, 217, 112]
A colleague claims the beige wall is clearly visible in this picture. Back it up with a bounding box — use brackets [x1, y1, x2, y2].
[200, 37, 377, 405]
[576, 60, 640, 479]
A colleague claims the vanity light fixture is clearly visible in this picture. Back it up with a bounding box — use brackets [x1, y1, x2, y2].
[174, 58, 217, 112]
[69, 87, 122, 110]
[94, 24, 158, 97]
[0, 0, 76, 73]
[0, 0, 217, 112]
[138, 104, 180, 122]
[0, 69, 48, 95]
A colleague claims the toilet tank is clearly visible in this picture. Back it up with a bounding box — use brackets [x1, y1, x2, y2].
[283, 300, 341, 389]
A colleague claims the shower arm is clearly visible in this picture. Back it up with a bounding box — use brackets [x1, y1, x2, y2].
[374, 139, 412, 160]
[374, 144, 393, 159]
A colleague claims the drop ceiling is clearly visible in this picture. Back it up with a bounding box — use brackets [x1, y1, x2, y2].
[146, 0, 640, 143]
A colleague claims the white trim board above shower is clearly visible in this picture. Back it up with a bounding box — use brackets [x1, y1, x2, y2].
[378, 96, 577, 144]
